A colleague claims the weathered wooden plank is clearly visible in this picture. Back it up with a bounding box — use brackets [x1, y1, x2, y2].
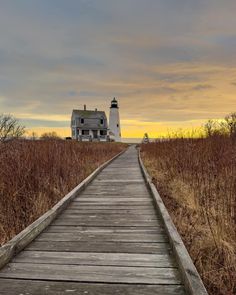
[74, 197, 151, 202]
[75, 191, 146, 197]
[84, 182, 146, 186]
[72, 201, 153, 206]
[96, 177, 143, 180]
[63, 209, 157, 215]
[91, 182, 145, 186]
[103, 168, 140, 173]
[82, 193, 150, 199]
[26, 241, 170, 254]
[0, 279, 186, 295]
[86, 186, 149, 191]
[73, 198, 152, 206]
[86, 183, 148, 188]
[104, 168, 141, 170]
[36, 232, 167, 243]
[99, 168, 141, 170]
[93, 176, 142, 179]
[77, 195, 151, 199]
[70, 204, 154, 209]
[77, 192, 150, 196]
[68, 202, 154, 207]
[74, 194, 152, 199]
[52, 218, 159, 227]
[59, 213, 159, 221]
[78, 193, 150, 198]
[13, 251, 176, 268]
[0, 263, 182, 285]
[96, 177, 144, 179]
[93, 180, 144, 183]
[93, 176, 143, 179]
[44, 226, 164, 233]
[99, 175, 143, 178]
[108, 164, 138, 166]
[67, 204, 155, 210]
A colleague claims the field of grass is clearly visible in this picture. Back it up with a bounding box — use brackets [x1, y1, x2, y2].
[0, 140, 126, 245]
[141, 136, 236, 295]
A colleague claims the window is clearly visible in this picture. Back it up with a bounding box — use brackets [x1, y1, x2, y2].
[80, 118, 84, 124]
[100, 118, 104, 125]
[82, 130, 89, 135]
[100, 130, 107, 136]
[117, 124, 119, 128]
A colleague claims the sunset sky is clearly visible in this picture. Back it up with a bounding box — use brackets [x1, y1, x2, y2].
[0, 0, 236, 138]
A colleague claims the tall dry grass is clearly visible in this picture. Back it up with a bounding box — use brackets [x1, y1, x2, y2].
[141, 136, 236, 295]
[0, 140, 126, 245]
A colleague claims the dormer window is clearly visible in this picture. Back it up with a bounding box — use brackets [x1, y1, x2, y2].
[100, 118, 104, 125]
[80, 118, 84, 124]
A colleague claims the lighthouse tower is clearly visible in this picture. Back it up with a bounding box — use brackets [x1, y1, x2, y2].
[109, 98, 121, 142]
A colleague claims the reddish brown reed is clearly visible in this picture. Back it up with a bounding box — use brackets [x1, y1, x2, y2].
[141, 136, 236, 295]
[0, 140, 126, 245]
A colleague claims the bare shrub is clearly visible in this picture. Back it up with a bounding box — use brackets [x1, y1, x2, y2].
[141, 136, 236, 295]
[0, 141, 126, 245]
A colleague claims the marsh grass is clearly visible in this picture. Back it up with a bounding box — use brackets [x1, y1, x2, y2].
[0, 140, 125, 245]
[141, 136, 236, 295]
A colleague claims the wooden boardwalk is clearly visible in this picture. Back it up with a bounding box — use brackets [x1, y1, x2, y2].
[0, 146, 186, 294]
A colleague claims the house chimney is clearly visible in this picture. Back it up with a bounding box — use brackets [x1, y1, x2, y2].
[84, 104, 86, 111]
[95, 108, 97, 112]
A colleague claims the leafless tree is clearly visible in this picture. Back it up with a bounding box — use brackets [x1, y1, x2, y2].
[0, 114, 25, 142]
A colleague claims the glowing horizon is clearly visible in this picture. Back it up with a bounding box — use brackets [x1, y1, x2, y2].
[25, 118, 206, 139]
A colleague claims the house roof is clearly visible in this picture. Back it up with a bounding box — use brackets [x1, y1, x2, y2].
[72, 109, 108, 129]
[72, 110, 106, 119]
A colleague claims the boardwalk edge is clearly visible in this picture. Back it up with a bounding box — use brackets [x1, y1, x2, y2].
[138, 149, 208, 295]
[0, 148, 126, 270]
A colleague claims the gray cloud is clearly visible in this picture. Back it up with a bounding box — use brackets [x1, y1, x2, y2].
[21, 119, 70, 128]
[0, 0, 235, 133]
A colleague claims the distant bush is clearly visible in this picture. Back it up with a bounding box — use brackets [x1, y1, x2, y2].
[40, 131, 61, 140]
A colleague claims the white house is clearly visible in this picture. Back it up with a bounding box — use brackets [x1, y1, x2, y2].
[71, 105, 109, 141]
